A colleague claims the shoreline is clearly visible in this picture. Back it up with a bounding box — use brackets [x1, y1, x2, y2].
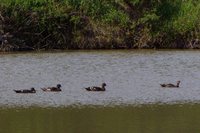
[0, 48, 200, 54]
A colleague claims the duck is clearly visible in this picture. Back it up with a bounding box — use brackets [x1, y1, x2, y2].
[14, 88, 36, 93]
[85, 83, 106, 91]
[160, 81, 181, 88]
[41, 84, 62, 92]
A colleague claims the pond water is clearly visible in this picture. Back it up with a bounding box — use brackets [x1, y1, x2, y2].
[0, 50, 200, 107]
[0, 105, 200, 133]
[0, 50, 200, 132]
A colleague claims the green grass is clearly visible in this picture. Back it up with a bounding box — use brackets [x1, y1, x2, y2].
[1, 0, 200, 50]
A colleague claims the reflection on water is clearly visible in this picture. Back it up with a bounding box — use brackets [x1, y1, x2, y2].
[1, 50, 200, 107]
[0, 104, 200, 133]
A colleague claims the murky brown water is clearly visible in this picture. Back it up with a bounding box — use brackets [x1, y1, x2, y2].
[0, 104, 200, 133]
[0, 50, 200, 107]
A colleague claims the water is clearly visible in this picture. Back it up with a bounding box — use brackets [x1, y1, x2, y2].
[1, 50, 200, 132]
[0, 50, 200, 107]
[0, 105, 200, 133]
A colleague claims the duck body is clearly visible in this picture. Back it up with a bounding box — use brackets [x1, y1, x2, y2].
[85, 86, 105, 91]
[14, 88, 36, 93]
[41, 84, 62, 92]
[160, 81, 180, 88]
[85, 83, 106, 91]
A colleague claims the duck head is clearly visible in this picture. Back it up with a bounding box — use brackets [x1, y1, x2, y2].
[31, 88, 36, 92]
[102, 83, 106, 87]
[57, 84, 62, 88]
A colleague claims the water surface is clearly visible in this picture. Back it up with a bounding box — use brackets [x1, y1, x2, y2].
[0, 104, 200, 133]
[1, 50, 200, 133]
[0, 50, 200, 107]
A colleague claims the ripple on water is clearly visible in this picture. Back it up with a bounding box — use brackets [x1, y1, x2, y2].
[1, 50, 200, 107]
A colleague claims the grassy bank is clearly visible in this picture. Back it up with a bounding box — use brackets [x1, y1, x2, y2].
[0, 0, 200, 51]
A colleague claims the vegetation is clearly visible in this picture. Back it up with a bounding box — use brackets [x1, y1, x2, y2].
[0, 0, 200, 51]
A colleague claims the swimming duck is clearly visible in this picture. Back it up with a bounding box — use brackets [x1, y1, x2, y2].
[160, 81, 181, 88]
[41, 84, 62, 92]
[85, 83, 106, 91]
[14, 88, 36, 93]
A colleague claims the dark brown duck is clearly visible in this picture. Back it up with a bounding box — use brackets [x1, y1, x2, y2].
[14, 88, 36, 93]
[41, 84, 62, 92]
[85, 83, 106, 91]
[160, 81, 181, 88]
